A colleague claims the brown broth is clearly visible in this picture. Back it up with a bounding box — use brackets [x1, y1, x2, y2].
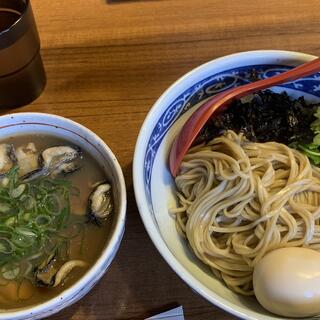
[0, 134, 112, 309]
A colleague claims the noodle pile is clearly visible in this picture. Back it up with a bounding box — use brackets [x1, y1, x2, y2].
[173, 130, 320, 295]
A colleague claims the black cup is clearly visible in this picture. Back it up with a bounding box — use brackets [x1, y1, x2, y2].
[0, 0, 46, 108]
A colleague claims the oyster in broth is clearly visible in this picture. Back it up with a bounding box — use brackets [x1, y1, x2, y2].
[41, 146, 82, 174]
[35, 254, 87, 287]
[23, 145, 82, 181]
[0, 144, 16, 176]
[15, 143, 39, 177]
[88, 182, 113, 224]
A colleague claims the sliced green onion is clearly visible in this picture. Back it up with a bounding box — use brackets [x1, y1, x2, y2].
[56, 207, 69, 229]
[11, 235, 35, 249]
[0, 195, 11, 201]
[0, 177, 9, 188]
[0, 226, 14, 233]
[20, 195, 36, 210]
[0, 203, 11, 213]
[0, 238, 13, 254]
[43, 194, 62, 216]
[0, 166, 86, 282]
[15, 228, 37, 238]
[4, 217, 16, 227]
[21, 261, 33, 278]
[2, 264, 20, 280]
[28, 252, 43, 261]
[10, 184, 26, 199]
[35, 215, 52, 228]
[23, 213, 31, 222]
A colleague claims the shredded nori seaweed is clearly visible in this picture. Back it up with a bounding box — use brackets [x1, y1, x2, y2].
[197, 90, 319, 145]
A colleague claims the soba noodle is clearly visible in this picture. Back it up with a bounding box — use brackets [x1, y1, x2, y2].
[173, 130, 320, 295]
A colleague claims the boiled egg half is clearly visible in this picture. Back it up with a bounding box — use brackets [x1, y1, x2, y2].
[253, 247, 320, 317]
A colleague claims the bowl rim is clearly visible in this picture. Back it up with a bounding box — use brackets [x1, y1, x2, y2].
[133, 50, 318, 320]
[0, 112, 127, 318]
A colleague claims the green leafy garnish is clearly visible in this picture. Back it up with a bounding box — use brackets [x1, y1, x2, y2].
[295, 106, 320, 164]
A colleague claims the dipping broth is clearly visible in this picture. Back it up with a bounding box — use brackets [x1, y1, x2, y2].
[0, 134, 113, 309]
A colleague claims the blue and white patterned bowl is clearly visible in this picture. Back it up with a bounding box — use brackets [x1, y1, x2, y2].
[0, 113, 127, 319]
[133, 50, 320, 320]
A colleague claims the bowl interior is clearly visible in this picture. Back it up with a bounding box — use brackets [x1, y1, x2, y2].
[135, 51, 320, 320]
[0, 113, 126, 319]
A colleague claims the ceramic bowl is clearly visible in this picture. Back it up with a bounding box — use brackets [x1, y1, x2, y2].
[0, 112, 126, 319]
[133, 50, 320, 320]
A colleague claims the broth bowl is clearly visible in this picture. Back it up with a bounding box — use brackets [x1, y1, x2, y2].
[0, 112, 126, 319]
[133, 50, 320, 320]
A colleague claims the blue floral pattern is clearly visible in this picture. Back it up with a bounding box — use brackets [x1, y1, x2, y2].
[144, 64, 320, 203]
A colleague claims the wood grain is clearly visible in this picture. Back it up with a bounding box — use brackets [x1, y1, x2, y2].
[3, 0, 320, 318]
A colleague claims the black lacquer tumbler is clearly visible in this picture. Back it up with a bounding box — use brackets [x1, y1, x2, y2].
[0, 0, 46, 108]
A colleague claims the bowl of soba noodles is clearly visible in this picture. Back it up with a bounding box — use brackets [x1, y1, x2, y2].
[0, 112, 126, 319]
[133, 50, 320, 319]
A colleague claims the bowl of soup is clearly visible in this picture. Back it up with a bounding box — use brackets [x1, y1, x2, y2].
[0, 112, 126, 319]
[133, 50, 320, 319]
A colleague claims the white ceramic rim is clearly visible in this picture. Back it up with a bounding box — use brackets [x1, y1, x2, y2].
[0, 112, 127, 319]
[133, 50, 318, 320]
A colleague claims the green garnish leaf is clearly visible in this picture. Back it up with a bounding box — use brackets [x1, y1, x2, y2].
[290, 106, 320, 166]
[314, 107, 320, 120]
[298, 143, 320, 164]
[314, 133, 320, 145]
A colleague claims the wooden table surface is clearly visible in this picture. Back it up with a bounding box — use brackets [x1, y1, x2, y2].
[3, 0, 320, 319]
